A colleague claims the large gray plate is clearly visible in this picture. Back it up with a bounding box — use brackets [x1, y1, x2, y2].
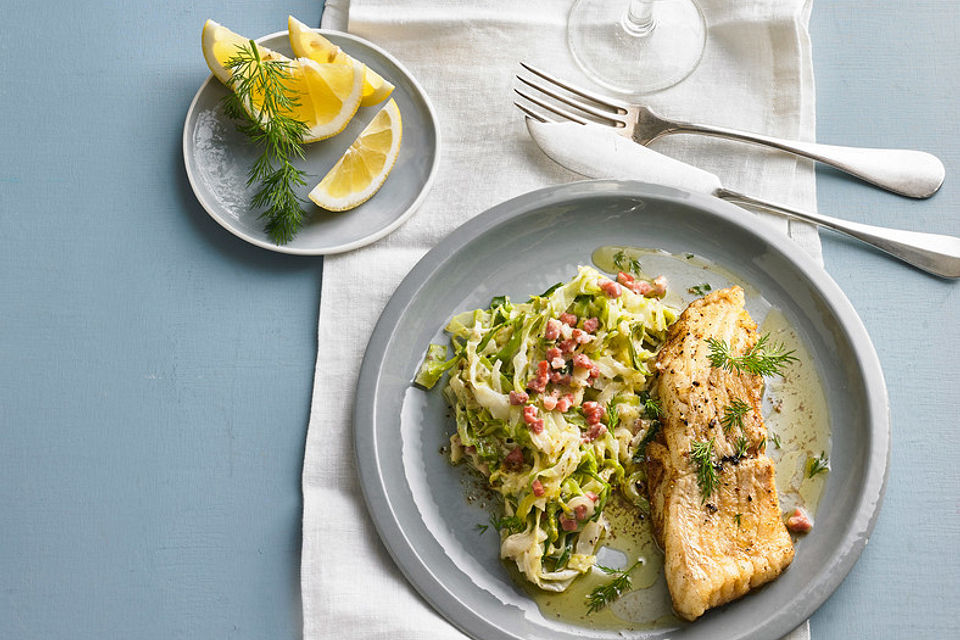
[354, 181, 889, 640]
[183, 30, 439, 255]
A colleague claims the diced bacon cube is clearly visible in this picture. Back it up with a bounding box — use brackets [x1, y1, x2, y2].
[574, 504, 588, 521]
[651, 275, 667, 297]
[559, 515, 578, 532]
[545, 347, 565, 370]
[544, 318, 562, 341]
[502, 447, 524, 471]
[509, 390, 529, 405]
[635, 280, 653, 296]
[589, 364, 601, 380]
[572, 328, 591, 345]
[585, 491, 599, 502]
[559, 338, 577, 354]
[582, 423, 607, 443]
[559, 312, 578, 326]
[599, 279, 622, 298]
[522, 405, 539, 424]
[528, 361, 551, 392]
[582, 317, 599, 333]
[582, 401, 606, 425]
[523, 405, 545, 434]
[573, 353, 593, 370]
[786, 507, 813, 533]
[532, 479, 545, 497]
[542, 394, 558, 411]
[556, 394, 574, 413]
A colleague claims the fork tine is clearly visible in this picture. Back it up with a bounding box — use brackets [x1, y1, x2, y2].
[514, 101, 551, 123]
[516, 75, 626, 128]
[514, 88, 590, 125]
[519, 62, 631, 113]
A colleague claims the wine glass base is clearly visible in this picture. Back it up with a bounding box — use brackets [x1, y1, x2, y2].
[568, 0, 706, 96]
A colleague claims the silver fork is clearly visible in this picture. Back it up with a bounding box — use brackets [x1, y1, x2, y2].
[515, 62, 945, 199]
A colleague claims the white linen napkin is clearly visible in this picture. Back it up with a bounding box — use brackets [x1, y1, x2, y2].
[302, 1, 820, 639]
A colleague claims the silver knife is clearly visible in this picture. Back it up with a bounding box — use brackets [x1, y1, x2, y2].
[526, 119, 960, 279]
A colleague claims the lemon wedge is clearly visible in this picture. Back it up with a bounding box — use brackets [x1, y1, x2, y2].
[288, 15, 395, 107]
[201, 20, 365, 143]
[292, 57, 365, 142]
[202, 19, 290, 85]
[309, 99, 403, 211]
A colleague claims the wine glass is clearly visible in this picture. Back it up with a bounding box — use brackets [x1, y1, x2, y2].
[567, 0, 706, 96]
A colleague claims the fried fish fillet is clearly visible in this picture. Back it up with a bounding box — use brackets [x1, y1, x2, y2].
[646, 286, 794, 621]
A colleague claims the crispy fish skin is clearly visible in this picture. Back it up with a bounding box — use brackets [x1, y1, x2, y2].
[648, 286, 794, 621]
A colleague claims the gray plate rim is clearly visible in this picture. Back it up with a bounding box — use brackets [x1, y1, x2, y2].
[181, 29, 441, 256]
[353, 180, 890, 640]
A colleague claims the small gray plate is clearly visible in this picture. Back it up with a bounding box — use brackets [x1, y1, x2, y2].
[355, 181, 889, 640]
[182, 30, 440, 255]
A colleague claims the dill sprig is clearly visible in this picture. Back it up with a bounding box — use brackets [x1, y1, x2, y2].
[720, 398, 751, 432]
[632, 421, 661, 462]
[631, 392, 663, 461]
[690, 438, 720, 502]
[688, 282, 712, 296]
[706, 333, 798, 377]
[222, 40, 309, 245]
[806, 452, 830, 478]
[734, 513, 742, 527]
[735, 436, 749, 459]
[586, 560, 642, 614]
[613, 250, 642, 277]
[490, 514, 525, 535]
[643, 397, 662, 420]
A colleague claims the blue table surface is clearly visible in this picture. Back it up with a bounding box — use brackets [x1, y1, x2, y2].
[1, 1, 957, 638]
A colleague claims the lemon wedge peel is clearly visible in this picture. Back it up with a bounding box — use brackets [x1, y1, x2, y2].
[288, 15, 395, 107]
[309, 99, 403, 212]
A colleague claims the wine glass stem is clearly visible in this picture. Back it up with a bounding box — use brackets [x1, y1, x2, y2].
[623, 0, 656, 37]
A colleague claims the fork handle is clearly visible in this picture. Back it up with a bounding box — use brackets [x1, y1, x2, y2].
[668, 121, 944, 198]
[716, 188, 960, 278]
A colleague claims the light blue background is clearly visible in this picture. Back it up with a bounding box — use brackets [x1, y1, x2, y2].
[0, 1, 957, 638]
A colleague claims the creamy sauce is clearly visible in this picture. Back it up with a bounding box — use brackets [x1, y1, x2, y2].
[761, 309, 831, 514]
[520, 498, 682, 631]
[513, 246, 832, 630]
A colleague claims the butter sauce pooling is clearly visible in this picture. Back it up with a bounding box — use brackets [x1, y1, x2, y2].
[522, 246, 830, 630]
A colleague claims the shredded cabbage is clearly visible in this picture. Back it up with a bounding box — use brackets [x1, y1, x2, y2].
[417, 266, 677, 591]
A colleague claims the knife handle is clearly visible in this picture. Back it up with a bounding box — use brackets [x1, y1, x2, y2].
[666, 121, 945, 199]
[716, 189, 960, 278]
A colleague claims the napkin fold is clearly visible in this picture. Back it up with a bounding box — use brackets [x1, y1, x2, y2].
[303, 1, 820, 638]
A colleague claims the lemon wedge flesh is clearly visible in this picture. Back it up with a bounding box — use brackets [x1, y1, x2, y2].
[201, 20, 364, 143]
[288, 15, 395, 107]
[292, 57, 365, 142]
[309, 99, 403, 211]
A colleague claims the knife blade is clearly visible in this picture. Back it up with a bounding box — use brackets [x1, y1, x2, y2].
[527, 119, 722, 195]
[524, 119, 960, 278]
